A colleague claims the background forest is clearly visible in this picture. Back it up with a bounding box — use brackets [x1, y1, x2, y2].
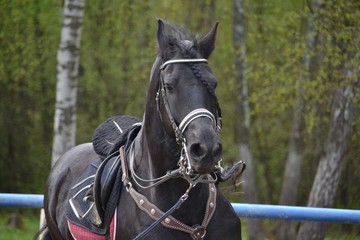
[0, 0, 359, 239]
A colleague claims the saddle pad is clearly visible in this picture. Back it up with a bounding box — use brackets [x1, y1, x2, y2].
[67, 156, 122, 236]
[68, 209, 117, 240]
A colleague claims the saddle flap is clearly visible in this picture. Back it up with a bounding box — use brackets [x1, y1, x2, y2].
[93, 154, 122, 219]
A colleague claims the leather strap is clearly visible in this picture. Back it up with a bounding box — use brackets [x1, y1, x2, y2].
[120, 145, 217, 239]
[130, 183, 217, 239]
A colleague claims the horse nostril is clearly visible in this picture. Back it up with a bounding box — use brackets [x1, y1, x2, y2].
[189, 142, 222, 161]
[190, 143, 206, 160]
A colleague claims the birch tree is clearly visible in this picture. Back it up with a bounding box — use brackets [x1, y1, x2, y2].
[40, 0, 86, 235]
[297, 63, 359, 240]
[233, 0, 265, 239]
[276, 1, 322, 239]
[297, 2, 360, 238]
[52, 0, 86, 165]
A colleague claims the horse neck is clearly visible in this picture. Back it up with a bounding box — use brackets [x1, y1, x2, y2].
[137, 105, 180, 179]
[131, 57, 186, 193]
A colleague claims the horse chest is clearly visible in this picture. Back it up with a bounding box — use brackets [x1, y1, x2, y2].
[114, 187, 241, 240]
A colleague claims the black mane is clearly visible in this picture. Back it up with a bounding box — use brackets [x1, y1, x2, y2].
[157, 21, 200, 60]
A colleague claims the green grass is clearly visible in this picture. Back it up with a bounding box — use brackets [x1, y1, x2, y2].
[0, 211, 40, 240]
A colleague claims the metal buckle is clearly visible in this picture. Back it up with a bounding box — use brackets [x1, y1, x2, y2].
[191, 225, 206, 240]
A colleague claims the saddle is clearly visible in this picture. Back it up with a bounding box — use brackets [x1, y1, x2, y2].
[67, 115, 141, 238]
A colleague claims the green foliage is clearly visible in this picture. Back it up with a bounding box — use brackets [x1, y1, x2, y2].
[0, 0, 60, 193]
[243, 0, 304, 204]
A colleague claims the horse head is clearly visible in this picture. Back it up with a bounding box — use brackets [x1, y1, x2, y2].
[151, 20, 222, 175]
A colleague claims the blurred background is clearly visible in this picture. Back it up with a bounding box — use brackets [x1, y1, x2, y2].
[0, 0, 359, 239]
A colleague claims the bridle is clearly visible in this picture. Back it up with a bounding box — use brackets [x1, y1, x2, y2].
[156, 58, 222, 176]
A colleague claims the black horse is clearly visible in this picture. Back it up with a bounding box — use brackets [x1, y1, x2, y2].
[42, 20, 242, 240]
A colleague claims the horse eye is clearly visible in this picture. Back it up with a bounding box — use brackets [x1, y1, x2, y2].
[165, 84, 173, 92]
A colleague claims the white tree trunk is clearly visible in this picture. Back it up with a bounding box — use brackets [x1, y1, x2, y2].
[51, 0, 86, 165]
[233, 0, 265, 239]
[41, 1, 85, 236]
[297, 50, 359, 240]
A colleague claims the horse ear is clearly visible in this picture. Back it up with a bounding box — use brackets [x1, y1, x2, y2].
[199, 22, 219, 59]
[157, 19, 170, 54]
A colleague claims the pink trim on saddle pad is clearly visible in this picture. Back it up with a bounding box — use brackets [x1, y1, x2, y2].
[68, 209, 117, 240]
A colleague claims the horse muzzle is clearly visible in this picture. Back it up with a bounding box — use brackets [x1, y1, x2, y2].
[187, 141, 222, 174]
[182, 118, 223, 174]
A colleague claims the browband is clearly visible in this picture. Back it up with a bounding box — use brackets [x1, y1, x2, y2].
[160, 58, 207, 70]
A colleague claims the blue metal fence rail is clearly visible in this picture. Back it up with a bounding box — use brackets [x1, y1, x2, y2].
[231, 203, 360, 224]
[1, 193, 360, 224]
[0, 193, 44, 208]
